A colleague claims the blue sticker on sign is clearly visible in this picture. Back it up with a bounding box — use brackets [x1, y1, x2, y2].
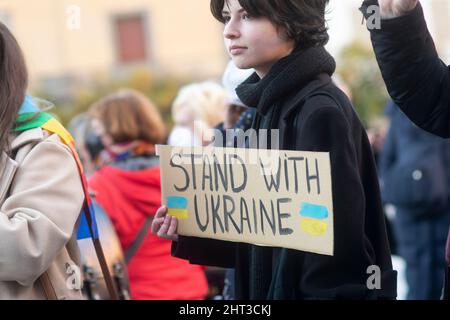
[299, 203, 329, 220]
[167, 196, 188, 209]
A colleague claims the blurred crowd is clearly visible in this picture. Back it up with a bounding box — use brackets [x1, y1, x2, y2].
[66, 58, 450, 300]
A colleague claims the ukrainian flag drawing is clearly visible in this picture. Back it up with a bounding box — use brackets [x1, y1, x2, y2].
[167, 196, 189, 220]
[299, 203, 329, 236]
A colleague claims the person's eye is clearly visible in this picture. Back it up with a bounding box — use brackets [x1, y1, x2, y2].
[242, 13, 252, 20]
[222, 15, 231, 23]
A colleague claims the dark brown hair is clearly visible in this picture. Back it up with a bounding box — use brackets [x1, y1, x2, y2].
[89, 89, 166, 145]
[211, 0, 330, 49]
[0, 22, 28, 153]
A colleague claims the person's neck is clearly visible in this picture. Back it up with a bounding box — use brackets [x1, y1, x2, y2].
[255, 68, 269, 79]
[255, 48, 295, 79]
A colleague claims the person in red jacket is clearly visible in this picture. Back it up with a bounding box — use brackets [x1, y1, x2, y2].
[88, 89, 208, 300]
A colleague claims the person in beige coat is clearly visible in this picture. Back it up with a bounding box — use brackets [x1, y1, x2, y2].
[0, 22, 85, 299]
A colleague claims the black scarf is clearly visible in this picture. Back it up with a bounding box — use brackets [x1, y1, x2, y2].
[236, 46, 336, 116]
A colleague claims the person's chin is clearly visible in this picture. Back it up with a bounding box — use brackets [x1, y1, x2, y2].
[232, 57, 252, 70]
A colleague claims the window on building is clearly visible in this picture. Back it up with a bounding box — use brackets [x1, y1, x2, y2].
[113, 14, 148, 64]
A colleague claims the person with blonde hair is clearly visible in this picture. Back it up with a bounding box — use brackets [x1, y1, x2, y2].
[168, 81, 227, 146]
[88, 89, 208, 300]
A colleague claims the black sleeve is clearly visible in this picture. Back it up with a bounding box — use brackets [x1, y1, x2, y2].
[361, 1, 450, 138]
[296, 100, 395, 299]
[171, 236, 236, 268]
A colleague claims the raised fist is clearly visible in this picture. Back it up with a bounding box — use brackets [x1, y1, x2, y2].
[378, 0, 418, 18]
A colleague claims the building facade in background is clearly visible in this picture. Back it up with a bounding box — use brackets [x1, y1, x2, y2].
[0, 0, 227, 95]
[0, 0, 448, 97]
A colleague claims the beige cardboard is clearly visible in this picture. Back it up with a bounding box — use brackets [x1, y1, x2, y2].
[157, 145, 334, 256]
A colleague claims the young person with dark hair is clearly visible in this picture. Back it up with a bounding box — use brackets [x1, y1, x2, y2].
[153, 0, 397, 299]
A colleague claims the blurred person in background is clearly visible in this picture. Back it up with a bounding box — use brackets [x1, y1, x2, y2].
[332, 74, 353, 103]
[366, 117, 389, 166]
[168, 81, 227, 147]
[365, 115, 398, 262]
[88, 89, 208, 300]
[68, 112, 104, 178]
[215, 60, 255, 149]
[379, 101, 450, 299]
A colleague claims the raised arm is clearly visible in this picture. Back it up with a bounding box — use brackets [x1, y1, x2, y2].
[361, 0, 450, 138]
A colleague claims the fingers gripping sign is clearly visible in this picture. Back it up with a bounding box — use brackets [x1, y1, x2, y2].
[152, 206, 179, 242]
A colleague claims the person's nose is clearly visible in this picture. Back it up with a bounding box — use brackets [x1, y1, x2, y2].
[223, 18, 240, 40]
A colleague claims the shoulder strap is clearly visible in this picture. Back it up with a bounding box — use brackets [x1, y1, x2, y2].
[40, 272, 58, 300]
[124, 216, 153, 264]
[10, 136, 58, 299]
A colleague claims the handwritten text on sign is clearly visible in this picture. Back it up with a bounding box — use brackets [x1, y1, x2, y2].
[157, 145, 334, 256]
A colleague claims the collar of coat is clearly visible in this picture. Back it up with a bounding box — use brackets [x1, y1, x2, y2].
[15, 96, 54, 133]
[236, 46, 336, 116]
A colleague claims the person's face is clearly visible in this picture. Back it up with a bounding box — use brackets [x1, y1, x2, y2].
[222, 0, 295, 78]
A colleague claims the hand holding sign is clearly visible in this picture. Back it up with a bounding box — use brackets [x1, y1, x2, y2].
[151, 206, 179, 242]
[156, 145, 335, 256]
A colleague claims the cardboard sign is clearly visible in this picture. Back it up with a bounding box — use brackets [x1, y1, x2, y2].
[157, 145, 334, 256]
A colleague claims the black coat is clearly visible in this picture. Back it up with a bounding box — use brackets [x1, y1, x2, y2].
[172, 47, 397, 299]
[361, 1, 450, 138]
[361, 0, 450, 298]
